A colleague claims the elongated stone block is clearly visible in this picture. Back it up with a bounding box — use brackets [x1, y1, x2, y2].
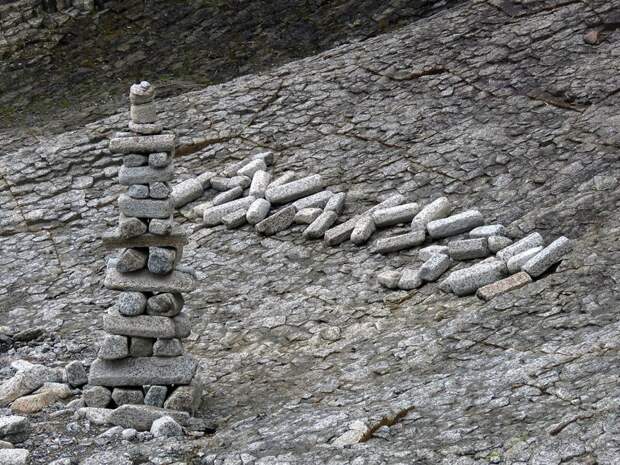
[469, 224, 506, 238]
[411, 197, 451, 230]
[238, 159, 267, 178]
[213, 186, 243, 206]
[118, 194, 173, 219]
[103, 228, 187, 250]
[350, 216, 376, 245]
[118, 165, 174, 185]
[255, 206, 296, 235]
[488, 235, 513, 253]
[108, 404, 190, 430]
[427, 210, 484, 239]
[104, 308, 189, 339]
[446, 260, 507, 296]
[105, 263, 196, 293]
[303, 211, 338, 239]
[496, 232, 544, 262]
[203, 197, 256, 226]
[294, 207, 322, 224]
[109, 134, 175, 154]
[269, 171, 296, 188]
[325, 192, 346, 214]
[398, 269, 422, 290]
[372, 202, 420, 228]
[197, 171, 216, 189]
[249, 170, 271, 198]
[265, 174, 323, 204]
[375, 229, 426, 254]
[476, 271, 532, 301]
[292, 190, 334, 210]
[210, 176, 232, 191]
[246, 198, 271, 225]
[448, 238, 490, 261]
[222, 209, 247, 229]
[377, 270, 401, 289]
[324, 193, 405, 246]
[89, 356, 197, 387]
[418, 245, 448, 261]
[506, 246, 543, 274]
[171, 178, 203, 208]
[129, 121, 164, 135]
[522, 236, 571, 277]
[419, 254, 451, 282]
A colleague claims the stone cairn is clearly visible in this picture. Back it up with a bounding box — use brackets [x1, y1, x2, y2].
[86, 81, 201, 423]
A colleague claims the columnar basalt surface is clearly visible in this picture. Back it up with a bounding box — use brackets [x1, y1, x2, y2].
[0, 1, 620, 463]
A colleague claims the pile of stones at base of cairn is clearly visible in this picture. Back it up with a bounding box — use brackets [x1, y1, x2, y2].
[86, 81, 201, 428]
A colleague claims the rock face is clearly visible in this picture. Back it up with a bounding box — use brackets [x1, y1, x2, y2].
[1, 1, 620, 464]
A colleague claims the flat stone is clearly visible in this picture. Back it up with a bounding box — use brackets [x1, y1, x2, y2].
[129, 337, 154, 357]
[149, 182, 170, 199]
[65, 361, 88, 388]
[469, 224, 506, 238]
[249, 170, 271, 198]
[477, 271, 533, 301]
[325, 192, 346, 214]
[146, 293, 184, 317]
[144, 386, 167, 407]
[118, 216, 147, 239]
[427, 210, 484, 239]
[103, 307, 189, 339]
[255, 206, 296, 236]
[105, 262, 196, 293]
[303, 211, 338, 239]
[98, 334, 129, 360]
[377, 270, 401, 289]
[488, 235, 513, 253]
[522, 236, 572, 277]
[11, 382, 70, 413]
[163, 378, 202, 414]
[203, 197, 256, 226]
[0, 449, 30, 465]
[246, 198, 271, 225]
[118, 165, 174, 186]
[0, 365, 53, 407]
[147, 247, 176, 275]
[506, 246, 543, 274]
[153, 338, 183, 357]
[419, 254, 452, 282]
[171, 178, 204, 208]
[237, 159, 267, 178]
[294, 207, 322, 224]
[350, 216, 376, 245]
[418, 245, 449, 261]
[398, 269, 423, 290]
[292, 190, 334, 210]
[123, 154, 147, 167]
[0, 416, 30, 443]
[118, 292, 147, 316]
[213, 186, 243, 206]
[411, 197, 451, 230]
[107, 404, 190, 431]
[265, 174, 323, 204]
[129, 121, 164, 135]
[324, 193, 405, 246]
[448, 238, 490, 261]
[148, 152, 171, 168]
[118, 194, 173, 219]
[109, 134, 175, 154]
[127, 184, 149, 199]
[116, 248, 147, 273]
[112, 388, 144, 406]
[222, 209, 247, 229]
[372, 202, 420, 228]
[151, 415, 183, 437]
[446, 260, 507, 296]
[496, 232, 544, 262]
[83, 386, 112, 408]
[89, 356, 197, 387]
[103, 227, 187, 250]
[375, 229, 426, 254]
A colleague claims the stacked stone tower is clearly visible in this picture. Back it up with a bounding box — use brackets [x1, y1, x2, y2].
[88, 81, 200, 413]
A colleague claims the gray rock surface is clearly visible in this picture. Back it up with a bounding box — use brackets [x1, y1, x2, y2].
[0, 449, 30, 465]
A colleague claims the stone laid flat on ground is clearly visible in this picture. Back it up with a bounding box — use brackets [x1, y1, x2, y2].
[89, 355, 197, 387]
[419, 254, 452, 282]
[292, 190, 333, 210]
[104, 264, 196, 293]
[496, 232, 544, 262]
[0, 416, 30, 443]
[350, 216, 376, 245]
[488, 235, 513, 253]
[477, 271, 533, 301]
[203, 197, 256, 226]
[427, 210, 484, 239]
[411, 196, 451, 230]
[102, 227, 188, 250]
[398, 269, 422, 290]
[419, 245, 448, 261]
[448, 238, 490, 260]
[522, 236, 572, 277]
[265, 174, 323, 204]
[246, 198, 271, 225]
[372, 202, 420, 228]
[446, 260, 507, 296]
[294, 207, 322, 224]
[109, 134, 175, 153]
[375, 230, 425, 254]
[325, 192, 346, 213]
[377, 270, 401, 289]
[469, 224, 506, 238]
[255, 205, 296, 235]
[248, 170, 271, 198]
[303, 211, 338, 239]
[171, 178, 204, 208]
[118, 194, 173, 219]
[506, 246, 543, 274]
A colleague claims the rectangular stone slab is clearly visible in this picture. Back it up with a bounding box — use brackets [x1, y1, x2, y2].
[118, 194, 173, 219]
[109, 134, 175, 153]
[476, 271, 532, 301]
[103, 308, 189, 338]
[89, 355, 197, 387]
[102, 227, 188, 250]
[118, 165, 174, 185]
[108, 404, 190, 431]
[104, 263, 196, 293]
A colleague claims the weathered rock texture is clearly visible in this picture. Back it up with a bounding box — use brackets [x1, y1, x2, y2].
[1, 0, 620, 463]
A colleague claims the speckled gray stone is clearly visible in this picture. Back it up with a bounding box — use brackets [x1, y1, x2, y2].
[118, 194, 173, 219]
[469, 224, 506, 238]
[255, 205, 296, 235]
[210, 176, 233, 191]
[130, 102, 157, 124]
[419, 254, 452, 282]
[268, 171, 295, 187]
[83, 386, 112, 408]
[303, 211, 338, 239]
[249, 170, 271, 198]
[213, 186, 243, 206]
[203, 196, 256, 226]
[350, 216, 376, 245]
[116, 248, 147, 273]
[265, 174, 323, 204]
[446, 260, 507, 296]
[105, 263, 196, 293]
[129, 337, 154, 357]
[112, 388, 144, 406]
[222, 209, 247, 229]
[377, 270, 401, 289]
[148, 152, 171, 168]
[123, 154, 147, 167]
[153, 338, 183, 357]
[372, 202, 420, 228]
[238, 159, 267, 178]
[398, 269, 423, 290]
[506, 246, 543, 274]
[522, 236, 572, 277]
[487, 235, 513, 253]
[229, 175, 251, 189]
[129, 81, 155, 104]
[292, 190, 334, 210]
[149, 182, 170, 199]
[148, 217, 173, 236]
[171, 178, 204, 208]
[127, 184, 149, 199]
[129, 121, 164, 135]
[325, 192, 346, 214]
[477, 272, 532, 301]
[109, 134, 175, 154]
[197, 171, 216, 189]
[107, 404, 190, 431]
[144, 385, 168, 407]
[103, 307, 188, 339]
[246, 198, 271, 225]
[448, 238, 490, 261]
[89, 355, 197, 387]
[496, 232, 544, 262]
[118, 292, 147, 316]
[411, 197, 451, 230]
[375, 229, 426, 254]
[0, 449, 30, 465]
[294, 207, 322, 224]
[147, 247, 176, 275]
[418, 245, 449, 261]
[427, 210, 484, 239]
[118, 165, 174, 186]
[118, 215, 148, 239]
[151, 415, 183, 438]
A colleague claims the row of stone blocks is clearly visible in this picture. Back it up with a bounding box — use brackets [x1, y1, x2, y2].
[89, 82, 199, 417]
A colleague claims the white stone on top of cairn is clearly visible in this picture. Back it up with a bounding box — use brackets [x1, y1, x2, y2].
[130, 81, 155, 104]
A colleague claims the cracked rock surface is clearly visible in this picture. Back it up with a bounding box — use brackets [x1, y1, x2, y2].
[1, 0, 620, 463]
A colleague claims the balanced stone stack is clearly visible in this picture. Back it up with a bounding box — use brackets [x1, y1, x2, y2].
[87, 81, 200, 415]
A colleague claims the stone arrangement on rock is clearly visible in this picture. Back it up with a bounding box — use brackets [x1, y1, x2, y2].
[85, 81, 201, 426]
